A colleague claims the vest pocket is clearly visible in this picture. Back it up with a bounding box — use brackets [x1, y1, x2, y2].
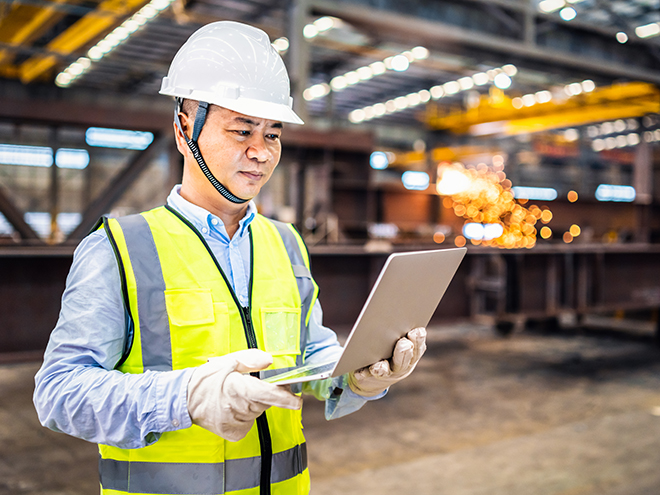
[260, 308, 301, 356]
[165, 288, 215, 326]
[165, 289, 230, 367]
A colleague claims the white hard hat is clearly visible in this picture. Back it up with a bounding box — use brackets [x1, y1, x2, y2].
[160, 21, 303, 125]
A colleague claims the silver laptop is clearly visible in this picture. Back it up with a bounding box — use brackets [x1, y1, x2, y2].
[262, 247, 467, 386]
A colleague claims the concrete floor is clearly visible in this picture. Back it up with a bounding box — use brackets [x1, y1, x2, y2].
[3, 322, 660, 494]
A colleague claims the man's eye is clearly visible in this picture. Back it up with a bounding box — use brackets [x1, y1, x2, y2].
[267, 134, 281, 141]
[234, 130, 251, 136]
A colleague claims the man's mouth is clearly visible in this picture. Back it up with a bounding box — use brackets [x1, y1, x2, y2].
[240, 171, 264, 181]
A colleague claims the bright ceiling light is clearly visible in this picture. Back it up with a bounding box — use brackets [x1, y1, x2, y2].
[313, 16, 335, 32]
[493, 73, 512, 89]
[559, 7, 576, 21]
[411, 46, 429, 59]
[443, 81, 461, 95]
[635, 22, 660, 38]
[330, 75, 347, 91]
[85, 128, 154, 150]
[272, 37, 289, 52]
[402, 171, 430, 191]
[370, 151, 389, 170]
[502, 64, 518, 76]
[55, 148, 90, 169]
[538, 0, 565, 13]
[458, 77, 474, 90]
[390, 54, 410, 72]
[0, 144, 53, 167]
[616, 31, 628, 43]
[348, 109, 366, 123]
[356, 66, 374, 80]
[303, 24, 319, 38]
[472, 72, 489, 86]
[369, 61, 387, 75]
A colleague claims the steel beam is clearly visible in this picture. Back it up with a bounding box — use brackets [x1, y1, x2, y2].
[309, 0, 660, 85]
[0, 185, 42, 242]
[66, 131, 168, 240]
[0, 91, 171, 132]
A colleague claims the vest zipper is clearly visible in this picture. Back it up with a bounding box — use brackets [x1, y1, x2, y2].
[164, 206, 273, 495]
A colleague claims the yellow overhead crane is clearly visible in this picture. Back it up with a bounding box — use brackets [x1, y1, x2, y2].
[0, 0, 149, 83]
[424, 82, 660, 136]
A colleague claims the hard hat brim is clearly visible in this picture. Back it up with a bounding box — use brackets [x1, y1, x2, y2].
[161, 88, 304, 125]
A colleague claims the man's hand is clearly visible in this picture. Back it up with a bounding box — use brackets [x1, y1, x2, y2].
[348, 327, 427, 397]
[187, 349, 302, 442]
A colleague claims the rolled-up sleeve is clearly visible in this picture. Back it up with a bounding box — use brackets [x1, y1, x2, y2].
[33, 231, 193, 449]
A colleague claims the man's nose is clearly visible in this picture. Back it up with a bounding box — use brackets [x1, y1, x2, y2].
[246, 134, 273, 163]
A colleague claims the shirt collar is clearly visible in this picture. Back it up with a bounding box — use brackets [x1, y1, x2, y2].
[166, 185, 257, 239]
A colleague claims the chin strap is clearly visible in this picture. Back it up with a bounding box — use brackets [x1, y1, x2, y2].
[174, 100, 249, 205]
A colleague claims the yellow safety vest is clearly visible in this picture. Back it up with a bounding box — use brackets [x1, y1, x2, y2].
[97, 205, 319, 495]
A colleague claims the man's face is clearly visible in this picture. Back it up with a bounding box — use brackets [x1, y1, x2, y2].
[188, 105, 283, 201]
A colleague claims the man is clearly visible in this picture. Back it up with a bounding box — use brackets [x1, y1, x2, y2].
[34, 21, 426, 495]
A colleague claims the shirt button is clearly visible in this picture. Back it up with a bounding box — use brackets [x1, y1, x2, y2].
[211, 219, 219, 226]
[202, 228, 208, 234]
[172, 419, 180, 427]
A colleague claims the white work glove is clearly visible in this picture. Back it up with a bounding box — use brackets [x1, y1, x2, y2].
[348, 327, 427, 397]
[187, 349, 302, 442]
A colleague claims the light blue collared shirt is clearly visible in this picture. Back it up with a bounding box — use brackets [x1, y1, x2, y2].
[33, 186, 377, 450]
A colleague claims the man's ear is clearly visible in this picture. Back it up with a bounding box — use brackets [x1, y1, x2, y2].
[172, 114, 191, 157]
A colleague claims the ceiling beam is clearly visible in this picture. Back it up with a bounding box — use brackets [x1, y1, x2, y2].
[310, 0, 660, 85]
[67, 131, 168, 240]
[0, 185, 43, 242]
[0, 90, 172, 131]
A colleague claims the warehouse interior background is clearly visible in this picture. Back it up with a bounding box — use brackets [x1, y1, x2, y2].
[2, 0, 660, 493]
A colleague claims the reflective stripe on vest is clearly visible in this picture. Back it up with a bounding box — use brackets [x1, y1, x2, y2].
[99, 443, 307, 494]
[116, 214, 172, 371]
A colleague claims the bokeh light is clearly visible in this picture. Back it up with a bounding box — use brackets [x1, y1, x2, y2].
[540, 226, 552, 239]
[567, 190, 578, 202]
[569, 224, 581, 237]
[437, 161, 551, 249]
[433, 232, 445, 243]
[455, 235, 467, 247]
[563, 232, 574, 243]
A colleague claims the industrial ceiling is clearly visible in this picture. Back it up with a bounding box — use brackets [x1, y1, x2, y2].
[1, 0, 659, 132]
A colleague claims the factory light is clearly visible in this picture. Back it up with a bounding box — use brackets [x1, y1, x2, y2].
[370, 151, 389, 170]
[538, 0, 565, 13]
[616, 32, 628, 43]
[55, 148, 90, 169]
[511, 186, 558, 201]
[85, 127, 154, 150]
[0, 144, 53, 167]
[635, 22, 660, 39]
[347, 62, 518, 122]
[303, 24, 319, 39]
[493, 73, 512, 89]
[303, 83, 330, 101]
[559, 7, 577, 21]
[595, 184, 636, 202]
[56, 0, 175, 87]
[463, 223, 504, 241]
[272, 37, 289, 53]
[305, 46, 428, 100]
[411, 46, 430, 59]
[472, 72, 489, 86]
[437, 168, 471, 195]
[402, 171, 430, 190]
[390, 54, 410, 72]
